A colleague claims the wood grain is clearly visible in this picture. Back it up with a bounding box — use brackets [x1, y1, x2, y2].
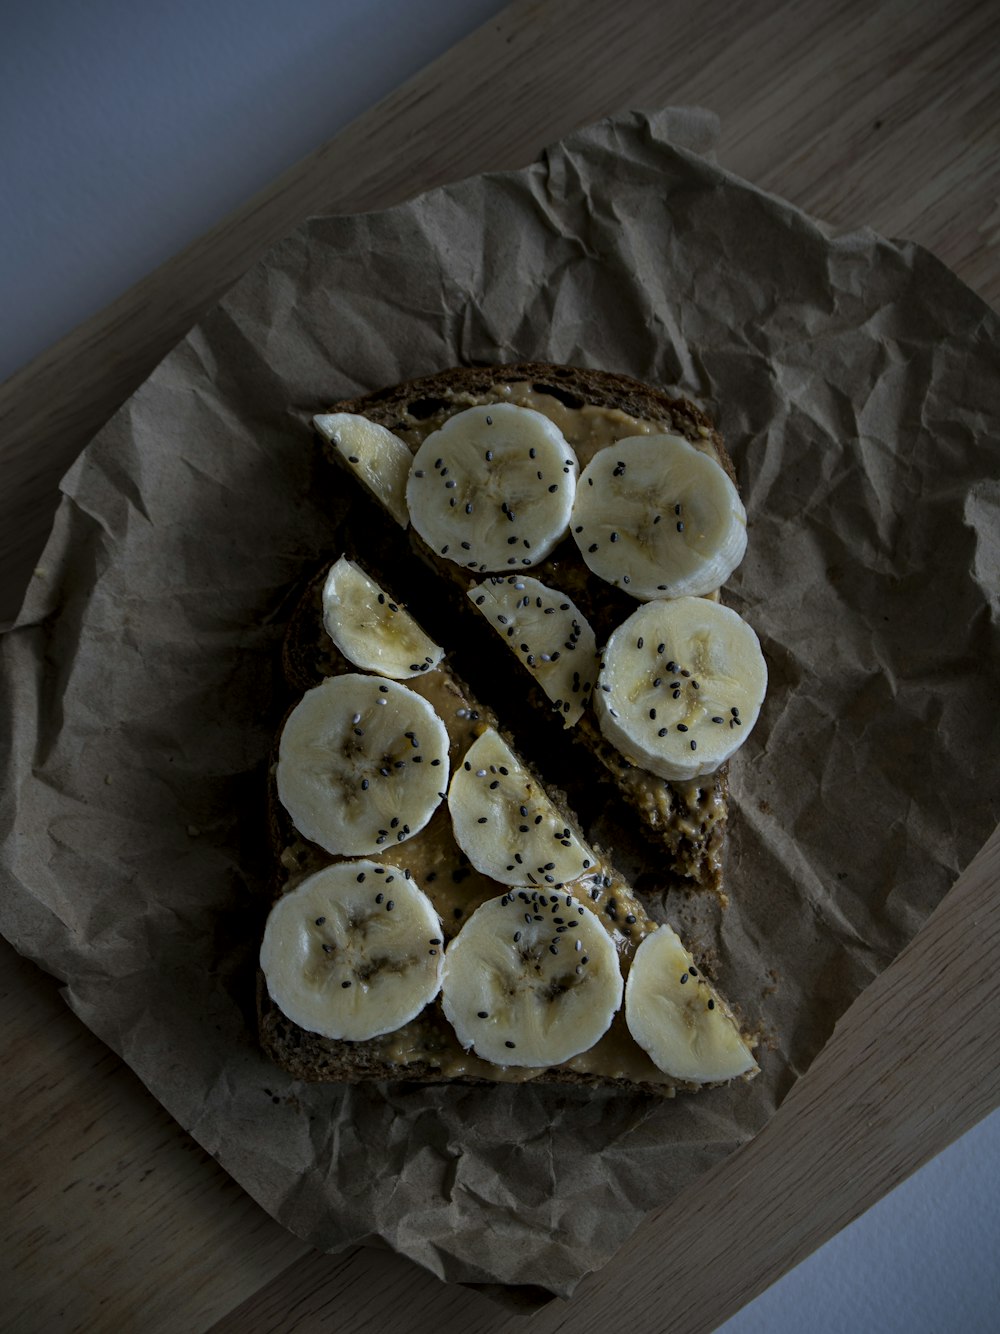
[1, 0, 998, 1329]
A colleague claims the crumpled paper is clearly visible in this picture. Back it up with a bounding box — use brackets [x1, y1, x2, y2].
[1, 106, 998, 1301]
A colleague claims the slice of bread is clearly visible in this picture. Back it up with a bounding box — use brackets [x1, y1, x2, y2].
[317, 364, 738, 896]
[260, 556, 758, 1095]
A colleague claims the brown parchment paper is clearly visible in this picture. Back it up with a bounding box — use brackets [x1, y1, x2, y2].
[1, 107, 999, 1301]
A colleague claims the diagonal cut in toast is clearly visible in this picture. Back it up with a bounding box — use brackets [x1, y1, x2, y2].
[315, 363, 752, 899]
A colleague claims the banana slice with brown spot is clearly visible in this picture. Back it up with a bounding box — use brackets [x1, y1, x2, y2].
[571, 434, 746, 599]
[277, 674, 450, 856]
[625, 924, 757, 1083]
[261, 860, 443, 1041]
[441, 889, 622, 1066]
[322, 556, 443, 680]
[406, 404, 578, 572]
[594, 597, 767, 781]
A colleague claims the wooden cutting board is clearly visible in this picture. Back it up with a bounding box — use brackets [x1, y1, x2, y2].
[2, 0, 999, 1329]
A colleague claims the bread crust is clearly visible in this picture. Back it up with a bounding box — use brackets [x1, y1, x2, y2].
[258, 365, 752, 1093]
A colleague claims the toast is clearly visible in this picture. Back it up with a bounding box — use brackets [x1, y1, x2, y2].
[315, 364, 741, 897]
[259, 555, 759, 1095]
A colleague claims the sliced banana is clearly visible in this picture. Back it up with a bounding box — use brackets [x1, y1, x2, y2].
[261, 861, 444, 1041]
[571, 434, 747, 599]
[448, 728, 595, 888]
[625, 924, 756, 1083]
[441, 890, 622, 1067]
[277, 674, 450, 856]
[406, 404, 578, 572]
[322, 556, 443, 680]
[314, 412, 411, 528]
[594, 597, 766, 781]
[467, 575, 598, 727]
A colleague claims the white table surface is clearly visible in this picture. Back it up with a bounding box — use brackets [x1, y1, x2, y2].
[3, 2, 999, 1329]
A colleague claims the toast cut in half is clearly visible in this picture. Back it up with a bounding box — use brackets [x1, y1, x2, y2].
[313, 363, 763, 901]
[259, 555, 759, 1095]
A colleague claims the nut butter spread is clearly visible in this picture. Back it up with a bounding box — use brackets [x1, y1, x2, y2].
[274, 625, 676, 1087]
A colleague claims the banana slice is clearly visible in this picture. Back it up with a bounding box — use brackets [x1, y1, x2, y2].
[277, 674, 450, 856]
[405, 404, 578, 572]
[261, 861, 444, 1041]
[448, 729, 595, 888]
[314, 412, 411, 528]
[625, 924, 756, 1083]
[322, 556, 444, 680]
[595, 597, 766, 781]
[571, 435, 746, 599]
[441, 890, 622, 1066]
[467, 575, 598, 726]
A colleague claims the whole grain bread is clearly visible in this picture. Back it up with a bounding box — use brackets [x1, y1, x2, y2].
[319, 363, 736, 894]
